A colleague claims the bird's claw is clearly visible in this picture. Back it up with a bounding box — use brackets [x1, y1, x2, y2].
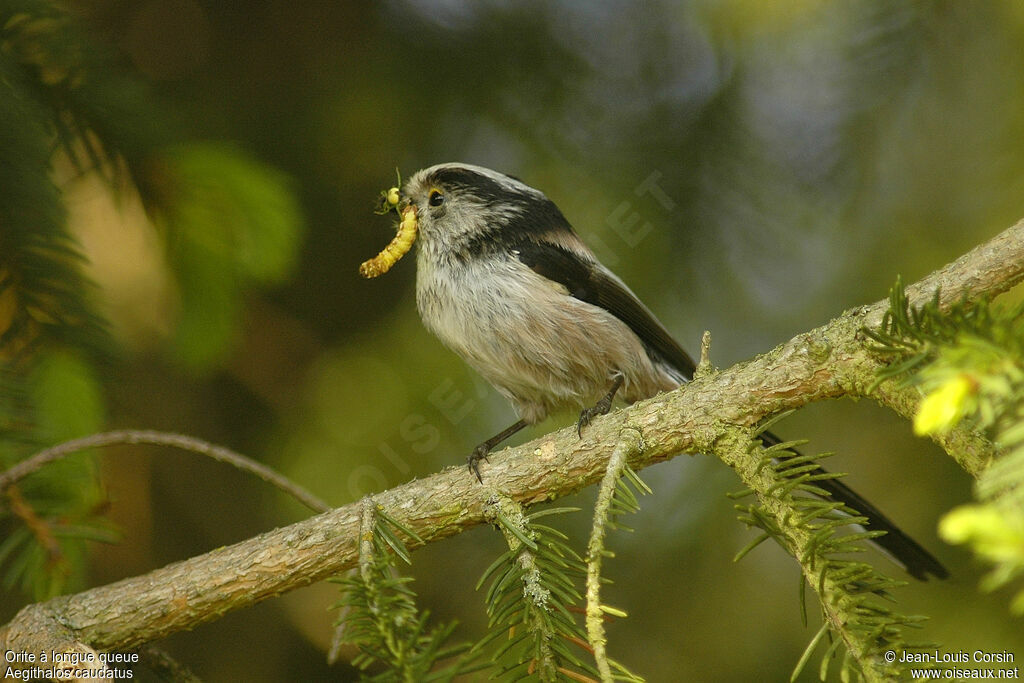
[577, 372, 624, 437]
[576, 396, 614, 437]
[468, 445, 491, 483]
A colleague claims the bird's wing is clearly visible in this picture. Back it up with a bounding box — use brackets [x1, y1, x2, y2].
[514, 240, 696, 379]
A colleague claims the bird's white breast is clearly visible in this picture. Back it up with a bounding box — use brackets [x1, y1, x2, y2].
[415, 246, 677, 423]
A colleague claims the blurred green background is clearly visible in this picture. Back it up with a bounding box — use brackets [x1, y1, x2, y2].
[3, 0, 1024, 680]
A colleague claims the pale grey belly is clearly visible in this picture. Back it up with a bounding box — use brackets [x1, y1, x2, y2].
[416, 257, 678, 423]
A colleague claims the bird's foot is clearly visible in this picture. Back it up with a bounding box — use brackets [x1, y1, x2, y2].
[577, 372, 625, 437]
[467, 419, 530, 483]
[576, 402, 611, 437]
[468, 445, 491, 484]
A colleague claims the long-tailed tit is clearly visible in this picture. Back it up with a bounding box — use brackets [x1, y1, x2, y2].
[375, 162, 946, 580]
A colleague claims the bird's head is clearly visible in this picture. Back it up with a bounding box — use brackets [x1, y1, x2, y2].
[401, 163, 572, 258]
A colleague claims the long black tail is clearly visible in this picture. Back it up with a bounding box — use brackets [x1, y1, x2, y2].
[760, 430, 948, 581]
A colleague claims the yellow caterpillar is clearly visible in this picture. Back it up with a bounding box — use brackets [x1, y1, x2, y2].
[359, 189, 417, 278]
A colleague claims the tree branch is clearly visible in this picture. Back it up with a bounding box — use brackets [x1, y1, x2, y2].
[3, 220, 1023, 665]
[0, 430, 331, 513]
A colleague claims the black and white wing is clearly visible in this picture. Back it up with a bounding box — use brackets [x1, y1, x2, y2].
[513, 239, 696, 380]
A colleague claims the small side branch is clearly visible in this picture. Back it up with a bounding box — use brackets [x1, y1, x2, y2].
[0, 430, 330, 513]
[585, 428, 643, 682]
[717, 433, 909, 681]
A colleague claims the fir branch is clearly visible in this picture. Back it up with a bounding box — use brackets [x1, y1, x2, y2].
[0, 360, 114, 599]
[480, 494, 596, 682]
[0, 2, 122, 362]
[724, 433, 922, 682]
[868, 278, 1024, 614]
[332, 498, 477, 680]
[584, 428, 645, 683]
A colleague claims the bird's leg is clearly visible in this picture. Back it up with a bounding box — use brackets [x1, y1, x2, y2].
[469, 418, 529, 483]
[577, 371, 625, 437]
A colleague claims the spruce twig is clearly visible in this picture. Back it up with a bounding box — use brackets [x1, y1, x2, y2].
[480, 494, 597, 682]
[584, 428, 645, 683]
[723, 432, 918, 682]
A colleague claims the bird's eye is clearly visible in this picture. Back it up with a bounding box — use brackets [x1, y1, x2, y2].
[428, 189, 445, 207]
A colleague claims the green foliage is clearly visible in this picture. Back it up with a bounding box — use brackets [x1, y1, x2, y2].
[477, 500, 598, 682]
[333, 476, 650, 682]
[335, 487, 650, 682]
[0, 11, 110, 361]
[0, 0, 153, 600]
[0, 0, 305, 600]
[332, 504, 480, 681]
[2, 0, 178, 172]
[729, 428, 926, 682]
[0, 353, 117, 600]
[153, 142, 303, 368]
[27, 349, 104, 442]
[601, 465, 651, 532]
[866, 278, 1024, 614]
[3, 2, 304, 371]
